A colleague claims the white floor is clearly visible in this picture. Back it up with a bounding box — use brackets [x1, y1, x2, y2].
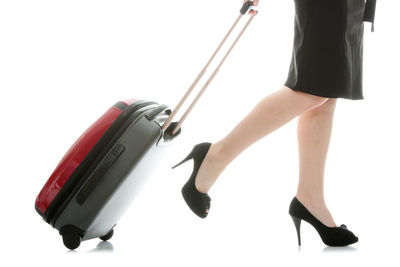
[5, 136, 400, 266]
[1, 1, 399, 266]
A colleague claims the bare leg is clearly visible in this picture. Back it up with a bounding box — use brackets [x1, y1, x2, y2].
[194, 86, 328, 200]
[295, 98, 338, 227]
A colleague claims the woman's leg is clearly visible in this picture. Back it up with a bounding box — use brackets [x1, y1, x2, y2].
[194, 86, 328, 197]
[295, 98, 338, 227]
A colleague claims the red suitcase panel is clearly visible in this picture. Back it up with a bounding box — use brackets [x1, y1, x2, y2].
[35, 99, 135, 215]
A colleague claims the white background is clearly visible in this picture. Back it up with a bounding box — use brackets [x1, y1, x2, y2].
[1, 0, 399, 266]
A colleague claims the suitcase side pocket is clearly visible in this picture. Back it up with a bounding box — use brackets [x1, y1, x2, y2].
[76, 144, 126, 205]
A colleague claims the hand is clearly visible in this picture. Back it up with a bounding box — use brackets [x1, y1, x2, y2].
[243, 0, 259, 15]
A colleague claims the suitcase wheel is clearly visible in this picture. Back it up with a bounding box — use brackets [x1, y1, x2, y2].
[100, 229, 114, 241]
[59, 225, 83, 250]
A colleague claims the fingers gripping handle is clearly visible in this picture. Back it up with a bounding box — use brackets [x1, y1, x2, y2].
[240, 1, 256, 15]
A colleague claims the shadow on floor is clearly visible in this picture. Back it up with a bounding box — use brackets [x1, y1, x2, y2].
[322, 246, 358, 253]
[87, 241, 114, 253]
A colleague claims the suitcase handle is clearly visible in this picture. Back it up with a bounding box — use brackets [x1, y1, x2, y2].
[161, 1, 258, 136]
[145, 104, 171, 121]
[240, 0, 255, 15]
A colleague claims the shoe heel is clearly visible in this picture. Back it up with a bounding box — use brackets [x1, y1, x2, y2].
[291, 215, 302, 246]
[171, 151, 194, 169]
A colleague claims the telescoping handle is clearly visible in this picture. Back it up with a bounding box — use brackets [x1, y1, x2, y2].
[162, 1, 258, 138]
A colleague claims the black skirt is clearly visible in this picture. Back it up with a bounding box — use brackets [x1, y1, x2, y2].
[284, 0, 368, 100]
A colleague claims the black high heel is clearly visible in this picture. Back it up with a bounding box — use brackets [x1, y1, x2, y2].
[289, 197, 359, 246]
[172, 142, 212, 218]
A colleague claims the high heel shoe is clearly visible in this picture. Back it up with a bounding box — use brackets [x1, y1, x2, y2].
[288, 196, 359, 246]
[171, 142, 212, 218]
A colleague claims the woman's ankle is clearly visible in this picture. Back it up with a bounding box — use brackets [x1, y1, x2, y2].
[194, 142, 228, 193]
[295, 192, 337, 227]
[207, 141, 229, 169]
[295, 192, 325, 205]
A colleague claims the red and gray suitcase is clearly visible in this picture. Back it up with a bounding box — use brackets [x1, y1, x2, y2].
[34, 1, 257, 250]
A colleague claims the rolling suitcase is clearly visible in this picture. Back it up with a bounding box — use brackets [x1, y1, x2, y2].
[34, 1, 258, 250]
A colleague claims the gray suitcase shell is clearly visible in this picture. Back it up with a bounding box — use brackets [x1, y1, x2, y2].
[53, 102, 175, 249]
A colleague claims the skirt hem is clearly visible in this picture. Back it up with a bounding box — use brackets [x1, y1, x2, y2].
[284, 82, 364, 100]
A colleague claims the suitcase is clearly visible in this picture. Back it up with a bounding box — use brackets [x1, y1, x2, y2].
[35, 1, 258, 250]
